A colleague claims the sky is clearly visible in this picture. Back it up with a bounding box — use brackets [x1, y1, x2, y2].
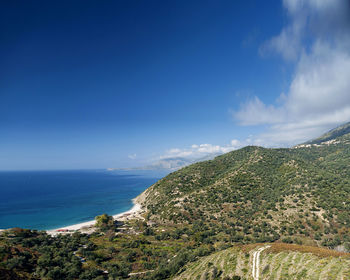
[1, 0, 350, 170]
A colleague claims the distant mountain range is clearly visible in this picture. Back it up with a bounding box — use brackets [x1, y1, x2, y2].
[305, 121, 350, 145]
[108, 153, 222, 171]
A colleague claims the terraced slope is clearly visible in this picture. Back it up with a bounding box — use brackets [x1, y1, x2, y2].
[173, 244, 350, 280]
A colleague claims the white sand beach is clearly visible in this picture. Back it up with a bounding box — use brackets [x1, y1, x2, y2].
[46, 199, 143, 236]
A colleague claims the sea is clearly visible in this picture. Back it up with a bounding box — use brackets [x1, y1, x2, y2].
[0, 169, 167, 230]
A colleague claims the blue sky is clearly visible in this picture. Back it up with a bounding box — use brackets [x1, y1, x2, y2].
[1, 0, 350, 170]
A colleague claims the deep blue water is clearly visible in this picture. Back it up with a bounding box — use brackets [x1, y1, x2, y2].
[0, 169, 165, 230]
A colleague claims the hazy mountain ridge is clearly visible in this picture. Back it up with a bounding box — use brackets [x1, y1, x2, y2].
[304, 121, 350, 145]
[108, 157, 193, 171]
[108, 153, 223, 171]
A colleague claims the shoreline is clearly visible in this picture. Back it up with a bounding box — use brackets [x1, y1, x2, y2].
[45, 199, 143, 235]
[0, 200, 144, 236]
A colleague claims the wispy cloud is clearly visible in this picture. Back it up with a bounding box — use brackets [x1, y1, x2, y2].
[126, 140, 246, 171]
[128, 153, 137, 160]
[234, 0, 350, 146]
[160, 140, 243, 160]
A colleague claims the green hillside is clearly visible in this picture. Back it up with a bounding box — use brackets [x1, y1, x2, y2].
[137, 131, 350, 249]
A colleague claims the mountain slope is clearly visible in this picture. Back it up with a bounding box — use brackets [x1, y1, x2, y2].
[174, 243, 350, 280]
[137, 128, 350, 249]
[306, 121, 350, 145]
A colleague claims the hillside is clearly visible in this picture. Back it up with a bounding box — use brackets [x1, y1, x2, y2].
[137, 127, 350, 249]
[305, 122, 350, 145]
[174, 243, 350, 280]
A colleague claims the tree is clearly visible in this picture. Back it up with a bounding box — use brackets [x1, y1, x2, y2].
[95, 214, 114, 230]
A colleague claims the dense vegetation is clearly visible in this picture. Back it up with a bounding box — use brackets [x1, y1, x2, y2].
[0, 221, 218, 279]
[0, 228, 88, 279]
[139, 130, 350, 251]
[1, 122, 350, 279]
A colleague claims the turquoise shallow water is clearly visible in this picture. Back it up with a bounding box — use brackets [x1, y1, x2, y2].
[0, 169, 165, 230]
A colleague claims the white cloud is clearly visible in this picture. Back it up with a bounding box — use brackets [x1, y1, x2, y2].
[140, 140, 245, 170]
[128, 154, 137, 160]
[260, 0, 350, 61]
[234, 96, 286, 125]
[234, 0, 350, 146]
[260, 13, 305, 61]
[230, 139, 241, 147]
[160, 140, 243, 161]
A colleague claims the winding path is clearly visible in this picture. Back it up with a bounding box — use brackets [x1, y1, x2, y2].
[252, 245, 271, 280]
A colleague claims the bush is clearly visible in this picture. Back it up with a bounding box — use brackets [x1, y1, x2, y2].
[95, 214, 114, 230]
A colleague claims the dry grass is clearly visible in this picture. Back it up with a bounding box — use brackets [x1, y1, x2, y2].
[174, 243, 350, 280]
[240, 243, 264, 253]
[267, 243, 350, 258]
[240, 243, 350, 258]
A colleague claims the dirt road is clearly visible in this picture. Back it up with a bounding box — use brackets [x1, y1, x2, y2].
[252, 245, 271, 280]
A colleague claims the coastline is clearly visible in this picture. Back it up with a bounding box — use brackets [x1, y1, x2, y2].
[0, 199, 144, 236]
[46, 198, 143, 235]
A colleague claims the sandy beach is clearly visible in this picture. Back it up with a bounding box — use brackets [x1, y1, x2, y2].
[46, 199, 143, 236]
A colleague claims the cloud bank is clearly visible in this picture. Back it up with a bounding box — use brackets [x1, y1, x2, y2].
[234, 0, 350, 146]
[160, 140, 243, 161]
[137, 140, 245, 170]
